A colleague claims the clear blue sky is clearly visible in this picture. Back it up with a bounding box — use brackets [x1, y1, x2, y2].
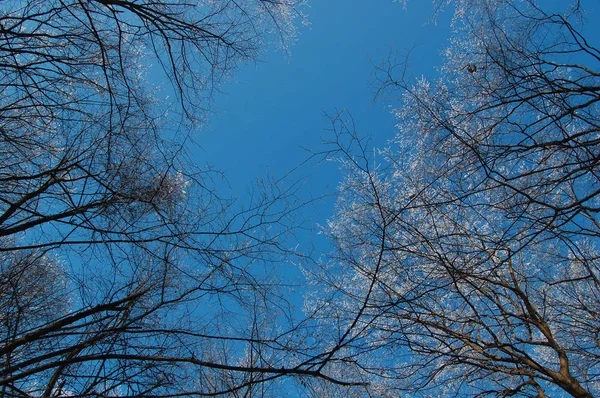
[200, 1, 450, 198]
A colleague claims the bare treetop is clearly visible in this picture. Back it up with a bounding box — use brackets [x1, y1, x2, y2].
[310, 1, 600, 396]
[0, 1, 364, 397]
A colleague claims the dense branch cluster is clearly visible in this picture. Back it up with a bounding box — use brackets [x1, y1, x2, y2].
[0, 1, 358, 397]
[311, 1, 600, 396]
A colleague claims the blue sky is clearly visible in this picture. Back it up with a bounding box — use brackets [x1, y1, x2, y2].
[200, 1, 451, 199]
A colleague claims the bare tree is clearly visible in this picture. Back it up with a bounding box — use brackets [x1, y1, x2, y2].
[0, 1, 366, 396]
[310, 1, 600, 396]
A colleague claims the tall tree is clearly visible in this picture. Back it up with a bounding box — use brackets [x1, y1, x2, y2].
[0, 1, 359, 396]
[312, 1, 600, 396]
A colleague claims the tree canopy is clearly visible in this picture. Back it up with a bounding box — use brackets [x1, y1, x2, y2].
[2, 0, 600, 397]
[310, 0, 600, 396]
[0, 1, 353, 396]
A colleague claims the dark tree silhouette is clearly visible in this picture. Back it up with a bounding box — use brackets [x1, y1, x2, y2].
[0, 1, 362, 396]
[310, 1, 600, 396]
